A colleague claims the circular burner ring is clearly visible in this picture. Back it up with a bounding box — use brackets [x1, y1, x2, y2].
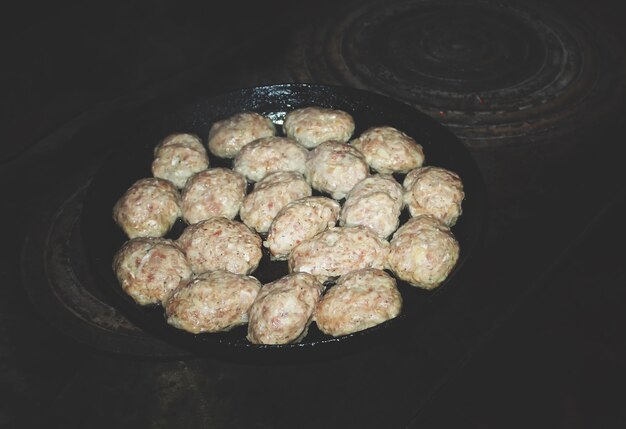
[287, 0, 625, 147]
[21, 182, 189, 358]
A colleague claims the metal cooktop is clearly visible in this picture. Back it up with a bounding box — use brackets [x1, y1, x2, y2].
[5, 0, 626, 427]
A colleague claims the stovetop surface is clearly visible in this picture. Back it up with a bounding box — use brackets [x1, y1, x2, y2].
[2, 0, 625, 427]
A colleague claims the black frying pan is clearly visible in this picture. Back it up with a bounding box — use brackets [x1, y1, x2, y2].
[81, 83, 487, 363]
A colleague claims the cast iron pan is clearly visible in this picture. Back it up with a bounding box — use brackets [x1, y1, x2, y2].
[81, 83, 487, 363]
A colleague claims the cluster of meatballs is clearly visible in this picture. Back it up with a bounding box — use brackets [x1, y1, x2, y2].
[111, 106, 465, 345]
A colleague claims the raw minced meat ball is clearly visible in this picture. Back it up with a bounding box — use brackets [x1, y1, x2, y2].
[113, 237, 192, 306]
[386, 215, 459, 290]
[403, 166, 464, 226]
[152, 133, 209, 189]
[351, 126, 424, 174]
[154, 133, 206, 154]
[207, 111, 276, 158]
[340, 174, 404, 239]
[113, 177, 181, 238]
[314, 268, 402, 337]
[264, 196, 340, 260]
[247, 272, 324, 344]
[283, 106, 355, 148]
[239, 171, 312, 233]
[176, 217, 262, 275]
[181, 168, 247, 225]
[233, 136, 309, 182]
[305, 140, 369, 200]
[288, 226, 389, 283]
[165, 270, 261, 334]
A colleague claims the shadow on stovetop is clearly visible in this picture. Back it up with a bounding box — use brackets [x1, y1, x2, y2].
[411, 187, 626, 429]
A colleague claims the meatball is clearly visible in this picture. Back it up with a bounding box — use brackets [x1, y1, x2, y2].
[351, 126, 425, 174]
[264, 196, 340, 260]
[340, 174, 404, 239]
[165, 270, 261, 334]
[239, 171, 312, 233]
[154, 133, 206, 154]
[113, 237, 192, 306]
[113, 177, 181, 238]
[247, 272, 324, 344]
[288, 226, 390, 283]
[181, 168, 247, 225]
[403, 166, 464, 226]
[283, 106, 355, 148]
[207, 111, 276, 158]
[315, 268, 402, 337]
[152, 134, 209, 189]
[233, 136, 309, 182]
[176, 217, 262, 275]
[386, 215, 460, 290]
[305, 140, 369, 200]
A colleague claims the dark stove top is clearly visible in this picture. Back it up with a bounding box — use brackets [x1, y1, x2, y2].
[3, 0, 626, 427]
